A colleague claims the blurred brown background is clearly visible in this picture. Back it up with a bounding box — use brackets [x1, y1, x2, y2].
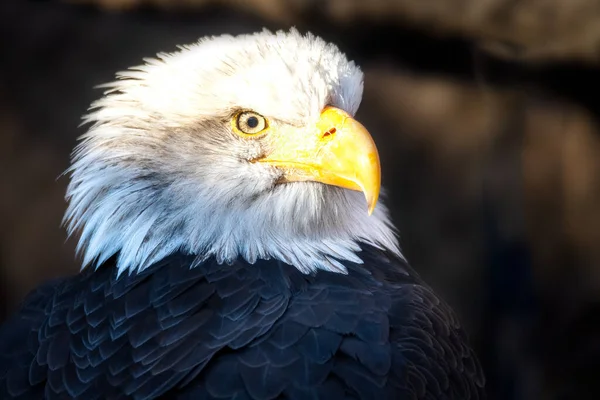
[2, 1, 600, 399]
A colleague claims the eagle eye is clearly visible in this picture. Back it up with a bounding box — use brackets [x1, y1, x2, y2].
[235, 111, 267, 135]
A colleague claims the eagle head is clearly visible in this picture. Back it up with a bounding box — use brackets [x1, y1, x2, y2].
[64, 29, 400, 275]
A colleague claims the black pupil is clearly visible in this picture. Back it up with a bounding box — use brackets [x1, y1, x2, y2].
[246, 116, 259, 129]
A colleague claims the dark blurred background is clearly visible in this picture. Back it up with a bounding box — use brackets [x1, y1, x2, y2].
[2, 1, 600, 399]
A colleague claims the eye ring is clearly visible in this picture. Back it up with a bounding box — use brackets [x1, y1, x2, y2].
[235, 111, 267, 135]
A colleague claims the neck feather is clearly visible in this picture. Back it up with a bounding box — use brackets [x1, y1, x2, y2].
[64, 161, 401, 276]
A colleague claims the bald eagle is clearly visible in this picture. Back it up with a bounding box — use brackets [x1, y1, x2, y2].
[0, 30, 485, 399]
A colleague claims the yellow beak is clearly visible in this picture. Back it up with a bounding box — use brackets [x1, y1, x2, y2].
[256, 106, 381, 215]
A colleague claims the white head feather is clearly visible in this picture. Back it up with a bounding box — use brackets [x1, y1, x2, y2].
[64, 29, 401, 276]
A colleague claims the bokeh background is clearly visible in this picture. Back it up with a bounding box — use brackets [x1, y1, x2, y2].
[2, 1, 600, 399]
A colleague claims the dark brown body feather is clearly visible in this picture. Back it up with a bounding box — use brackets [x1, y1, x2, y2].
[0, 245, 485, 399]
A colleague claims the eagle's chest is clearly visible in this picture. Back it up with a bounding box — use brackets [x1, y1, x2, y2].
[1, 251, 485, 400]
[37, 255, 396, 399]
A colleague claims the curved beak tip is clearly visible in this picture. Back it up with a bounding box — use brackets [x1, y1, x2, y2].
[362, 182, 379, 216]
[367, 198, 377, 215]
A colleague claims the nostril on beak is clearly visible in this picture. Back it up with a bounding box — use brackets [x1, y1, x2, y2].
[322, 127, 336, 138]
